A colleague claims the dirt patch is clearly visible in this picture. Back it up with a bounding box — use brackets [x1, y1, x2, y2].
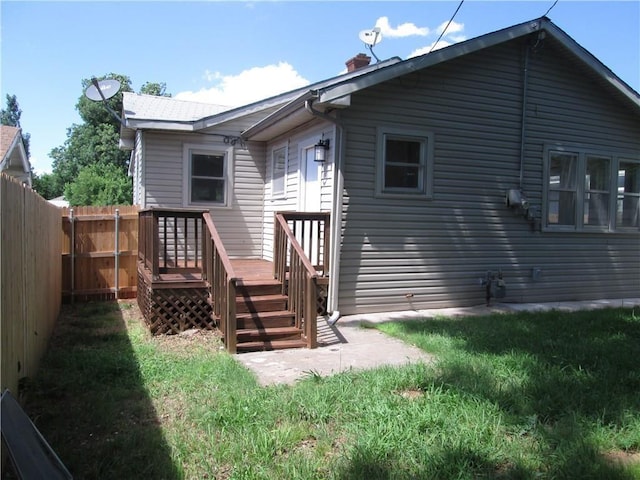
[395, 388, 425, 400]
[603, 450, 640, 467]
[119, 299, 224, 356]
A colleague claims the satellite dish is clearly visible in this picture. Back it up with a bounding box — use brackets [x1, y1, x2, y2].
[85, 78, 121, 102]
[359, 27, 382, 47]
[84, 77, 125, 126]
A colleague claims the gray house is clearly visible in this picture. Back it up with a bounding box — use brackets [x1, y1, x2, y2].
[122, 17, 640, 322]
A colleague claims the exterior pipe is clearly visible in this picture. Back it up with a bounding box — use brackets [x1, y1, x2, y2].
[327, 310, 341, 326]
[519, 44, 530, 190]
[305, 97, 343, 324]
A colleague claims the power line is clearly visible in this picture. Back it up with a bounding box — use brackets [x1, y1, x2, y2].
[429, 0, 465, 54]
[543, 0, 559, 17]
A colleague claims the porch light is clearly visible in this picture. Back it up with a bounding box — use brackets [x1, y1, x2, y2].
[314, 137, 330, 162]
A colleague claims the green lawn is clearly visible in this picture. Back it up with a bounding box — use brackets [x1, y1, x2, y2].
[20, 301, 640, 479]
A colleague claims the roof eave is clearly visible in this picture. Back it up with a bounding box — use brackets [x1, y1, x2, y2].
[318, 19, 546, 104]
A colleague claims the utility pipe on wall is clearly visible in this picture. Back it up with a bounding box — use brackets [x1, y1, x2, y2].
[305, 97, 344, 325]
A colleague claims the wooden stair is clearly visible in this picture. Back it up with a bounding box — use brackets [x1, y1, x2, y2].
[232, 279, 306, 352]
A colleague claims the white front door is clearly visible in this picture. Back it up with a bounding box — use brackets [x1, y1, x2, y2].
[300, 146, 321, 212]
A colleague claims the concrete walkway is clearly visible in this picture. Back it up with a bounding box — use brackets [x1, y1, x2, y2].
[236, 298, 640, 386]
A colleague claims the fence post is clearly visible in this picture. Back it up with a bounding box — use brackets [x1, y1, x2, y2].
[69, 208, 75, 304]
[114, 208, 120, 300]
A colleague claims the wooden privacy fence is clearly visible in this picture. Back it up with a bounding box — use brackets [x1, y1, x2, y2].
[61, 205, 139, 302]
[1, 174, 62, 396]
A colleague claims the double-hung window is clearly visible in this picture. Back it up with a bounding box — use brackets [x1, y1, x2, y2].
[544, 145, 639, 232]
[183, 145, 230, 207]
[271, 145, 287, 198]
[376, 127, 434, 198]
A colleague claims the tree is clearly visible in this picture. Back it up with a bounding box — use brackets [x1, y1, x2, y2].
[46, 74, 170, 204]
[140, 82, 171, 97]
[64, 162, 132, 206]
[1, 94, 30, 157]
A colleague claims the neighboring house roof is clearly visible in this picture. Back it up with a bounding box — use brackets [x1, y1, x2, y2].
[0, 125, 32, 186]
[120, 56, 403, 143]
[48, 196, 69, 208]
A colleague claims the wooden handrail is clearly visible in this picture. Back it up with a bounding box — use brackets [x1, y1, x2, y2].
[202, 212, 238, 353]
[275, 215, 319, 280]
[202, 213, 237, 281]
[274, 212, 326, 349]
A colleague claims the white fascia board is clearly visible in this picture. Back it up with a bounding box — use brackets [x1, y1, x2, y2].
[124, 119, 195, 131]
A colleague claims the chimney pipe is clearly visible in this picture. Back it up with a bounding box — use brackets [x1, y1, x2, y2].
[346, 53, 371, 72]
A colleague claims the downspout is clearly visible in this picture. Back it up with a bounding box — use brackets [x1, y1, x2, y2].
[305, 97, 343, 325]
[519, 43, 530, 190]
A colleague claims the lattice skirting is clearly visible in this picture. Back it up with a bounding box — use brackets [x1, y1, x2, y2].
[137, 270, 214, 335]
[316, 283, 328, 316]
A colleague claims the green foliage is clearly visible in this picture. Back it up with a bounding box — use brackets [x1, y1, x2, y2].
[1, 94, 30, 157]
[45, 74, 170, 204]
[0, 93, 22, 126]
[31, 172, 59, 200]
[140, 81, 170, 97]
[64, 162, 132, 206]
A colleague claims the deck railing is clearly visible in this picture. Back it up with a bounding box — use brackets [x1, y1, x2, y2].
[274, 212, 330, 349]
[202, 212, 238, 353]
[138, 208, 205, 280]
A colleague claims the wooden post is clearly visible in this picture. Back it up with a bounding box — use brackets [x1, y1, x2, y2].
[69, 208, 75, 304]
[306, 276, 317, 349]
[114, 209, 120, 299]
[226, 279, 237, 354]
[152, 211, 159, 280]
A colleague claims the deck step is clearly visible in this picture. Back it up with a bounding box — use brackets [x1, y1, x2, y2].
[236, 294, 287, 314]
[237, 326, 303, 342]
[236, 338, 308, 352]
[236, 310, 295, 329]
[235, 279, 282, 296]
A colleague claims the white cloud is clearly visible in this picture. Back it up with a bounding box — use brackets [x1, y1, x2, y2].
[435, 20, 464, 36]
[175, 62, 309, 107]
[408, 40, 452, 58]
[375, 16, 429, 38]
[407, 20, 466, 59]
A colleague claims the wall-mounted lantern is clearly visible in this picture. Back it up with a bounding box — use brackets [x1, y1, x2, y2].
[314, 137, 330, 162]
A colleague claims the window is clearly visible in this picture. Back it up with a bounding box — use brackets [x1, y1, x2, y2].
[183, 145, 230, 206]
[544, 145, 639, 232]
[271, 145, 287, 198]
[376, 127, 434, 198]
[617, 160, 640, 228]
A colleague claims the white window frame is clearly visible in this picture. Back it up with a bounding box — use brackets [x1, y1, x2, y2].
[542, 144, 640, 233]
[270, 143, 288, 199]
[376, 126, 434, 199]
[182, 144, 233, 208]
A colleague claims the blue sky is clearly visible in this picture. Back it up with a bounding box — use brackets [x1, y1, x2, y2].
[1, 1, 639, 174]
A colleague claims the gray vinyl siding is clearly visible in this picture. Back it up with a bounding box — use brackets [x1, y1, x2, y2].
[261, 123, 335, 261]
[337, 38, 640, 315]
[142, 124, 266, 258]
[132, 130, 144, 206]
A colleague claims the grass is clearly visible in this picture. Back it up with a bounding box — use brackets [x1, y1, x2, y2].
[20, 301, 640, 479]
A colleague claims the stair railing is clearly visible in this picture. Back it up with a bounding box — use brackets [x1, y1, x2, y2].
[274, 212, 326, 349]
[202, 212, 238, 353]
